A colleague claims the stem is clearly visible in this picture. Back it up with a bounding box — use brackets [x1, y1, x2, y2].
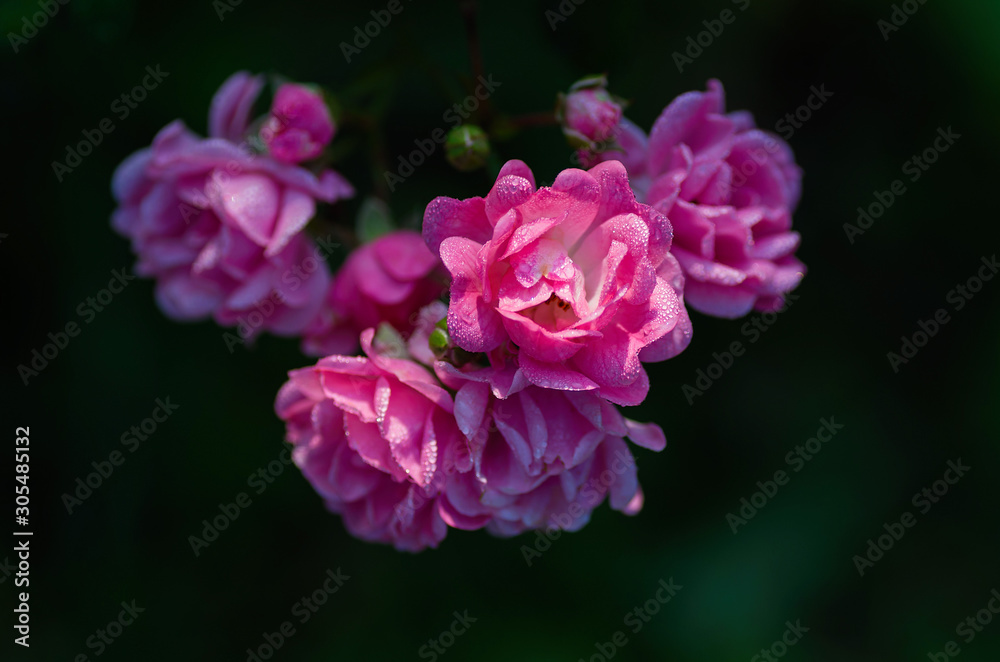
[506, 111, 559, 130]
[459, 0, 484, 82]
[308, 217, 358, 253]
[339, 111, 390, 200]
[458, 0, 492, 121]
[369, 128, 391, 201]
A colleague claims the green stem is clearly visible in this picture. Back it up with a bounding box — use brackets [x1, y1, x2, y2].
[506, 111, 559, 130]
[458, 0, 492, 123]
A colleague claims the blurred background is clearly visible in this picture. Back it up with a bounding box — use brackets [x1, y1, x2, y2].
[3, 0, 999, 659]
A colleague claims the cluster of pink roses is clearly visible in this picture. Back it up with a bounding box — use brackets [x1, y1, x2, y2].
[112, 73, 805, 551]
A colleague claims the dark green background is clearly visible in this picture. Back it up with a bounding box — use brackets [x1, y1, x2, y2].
[3, 0, 999, 660]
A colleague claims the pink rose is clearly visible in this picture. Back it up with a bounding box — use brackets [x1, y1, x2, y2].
[423, 159, 692, 406]
[594, 80, 805, 317]
[111, 72, 354, 338]
[302, 230, 446, 357]
[276, 328, 469, 551]
[434, 358, 665, 536]
[562, 86, 622, 149]
[447, 437, 645, 537]
[261, 83, 335, 164]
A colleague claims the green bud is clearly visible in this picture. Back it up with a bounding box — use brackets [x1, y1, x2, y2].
[429, 328, 449, 350]
[445, 125, 490, 171]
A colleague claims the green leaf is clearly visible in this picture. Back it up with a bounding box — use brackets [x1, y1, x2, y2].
[373, 322, 408, 358]
[356, 197, 395, 244]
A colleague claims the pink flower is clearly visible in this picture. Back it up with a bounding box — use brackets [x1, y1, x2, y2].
[276, 328, 470, 551]
[433, 359, 666, 536]
[423, 159, 692, 406]
[562, 85, 622, 149]
[594, 80, 805, 318]
[302, 230, 446, 357]
[262, 84, 335, 164]
[448, 437, 645, 537]
[208, 71, 265, 144]
[111, 72, 354, 338]
[277, 393, 448, 552]
[278, 317, 668, 550]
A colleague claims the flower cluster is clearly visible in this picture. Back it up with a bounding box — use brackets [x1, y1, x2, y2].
[276, 323, 662, 550]
[112, 71, 805, 551]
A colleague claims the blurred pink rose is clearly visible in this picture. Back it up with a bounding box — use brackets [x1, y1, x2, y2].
[111, 72, 353, 339]
[302, 230, 446, 357]
[261, 83, 335, 164]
